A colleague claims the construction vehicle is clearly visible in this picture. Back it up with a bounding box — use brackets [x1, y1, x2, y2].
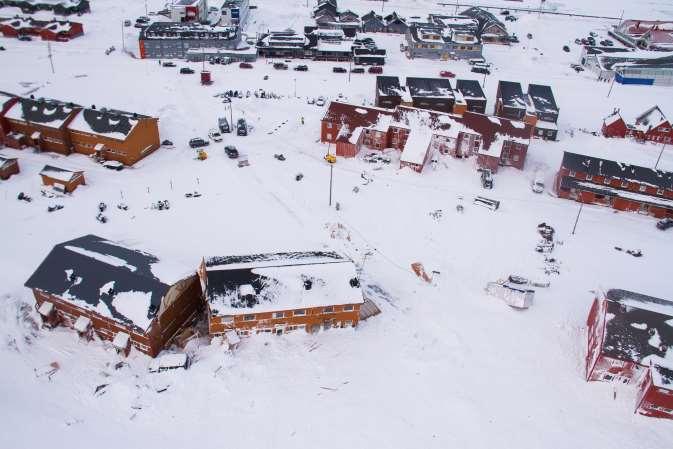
[197, 149, 208, 160]
[324, 153, 336, 164]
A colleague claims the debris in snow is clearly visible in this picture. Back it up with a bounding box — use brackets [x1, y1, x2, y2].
[117, 203, 128, 211]
[473, 196, 500, 211]
[429, 209, 443, 221]
[94, 384, 108, 397]
[17, 192, 32, 202]
[151, 200, 170, 211]
[295, 173, 304, 181]
[47, 204, 64, 213]
[185, 191, 202, 198]
[411, 262, 433, 283]
[614, 247, 643, 257]
[34, 362, 60, 380]
[98, 202, 107, 212]
[537, 223, 555, 242]
[485, 281, 534, 309]
[274, 153, 286, 161]
[96, 213, 107, 223]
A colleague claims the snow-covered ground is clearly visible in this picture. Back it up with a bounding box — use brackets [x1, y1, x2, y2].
[1, 1, 672, 448]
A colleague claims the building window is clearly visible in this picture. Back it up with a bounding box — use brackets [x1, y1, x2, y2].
[327, 122, 333, 129]
[569, 170, 576, 177]
[343, 304, 354, 311]
[274, 312, 284, 319]
[639, 185, 647, 192]
[323, 306, 334, 313]
[621, 180, 628, 188]
[586, 174, 593, 181]
[294, 309, 306, 316]
[326, 133, 332, 140]
[604, 177, 611, 185]
[244, 314, 255, 321]
[657, 188, 664, 196]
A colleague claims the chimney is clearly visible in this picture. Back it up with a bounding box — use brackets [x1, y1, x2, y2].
[91, 104, 96, 109]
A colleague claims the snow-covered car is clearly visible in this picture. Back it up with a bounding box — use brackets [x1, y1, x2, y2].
[293, 64, 308, 71]
[656, 218, 673, 231]
[316, 96, 326, 107]
[307, 97, 315, 104]
[148, 353, 190, 373]
[162, 61, 176, 67]
[103, 160, 124, 171]
[531, 173, 545, 193]
[273, 62, 289, 70]
[332, 67, 347, 73]
[225, 145, 239, 159]
[368, 66, 383, 74]
[237, 119, 248, 136]
[350, 67, 365, 74]
[180, 67, 195, 74]
[208, 129, 222, 142]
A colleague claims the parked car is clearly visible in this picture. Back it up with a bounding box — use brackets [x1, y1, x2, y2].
[500, 10, 510, 15]
[368, 66, 383, 74]
[220, 57, 232, 65]
[587, 36, 596, 45]
[273, 62, 288, 70]
[316, 96, 326, 107]
[136, 16, 150, 23]
[224, 145, 239, 159]
[531, 173, 545, 193]
[237, 118, 247, 136]
[162, 61, 176, 67]
[17, 35, 32, 41]
[350, 67, 365, 74]
[208, 129, 222, 142]
[468, 58, 486, 65]
[239, 62, 253, 69]
[180, 67, 195, 74]
[589, 31, 598, 37]
[218, 117, 230, 133]
[507, 34, 519, 43]
[471, 66, 490, 75]
[333, 67, 347, 73]
[480, 169, 493, 189]
[307, 97, 315, 105]
[656, 217, 673, 230]
[562, 45, 570, 52]
[293, 64, 309, 71]
[189, 137, 209, 148]
[571, 64, 584, 72]
[600, 39, 614, 46]
[439, 70, 456, 78]
[505, 15, 517, 22]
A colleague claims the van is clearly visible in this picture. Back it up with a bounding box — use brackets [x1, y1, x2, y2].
[368, 66, 383, 74]
[218, 117, 230, 133]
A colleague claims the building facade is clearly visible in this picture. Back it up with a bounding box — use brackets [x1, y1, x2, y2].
[170, 0, 208, 23]
[139, 22, 240, 59]
[405, 23, 482, 61]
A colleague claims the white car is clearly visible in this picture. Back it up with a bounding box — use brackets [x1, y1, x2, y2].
[316, 96, 326, 107]
[208, 129, 222, 142]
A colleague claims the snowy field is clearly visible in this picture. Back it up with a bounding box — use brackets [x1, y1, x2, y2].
[1, 0, 673, 448]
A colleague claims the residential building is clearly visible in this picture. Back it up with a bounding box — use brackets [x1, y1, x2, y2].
[138, 21, 240, 59]
[495, 81, 527, 121]
[455, 79, 486, 113]
[586, 289, 673, 420]
[460, 7, 510, 44]
[25, 235, 203, 357]
[629, 106, 673, 143]
[602, 109, 628, 138]
[526, 84, 559, 140]
[405, 23, 482, 60]
[361, 10, 384, 32]
[0, 16, 84, 41]
[406, 77, 455, 113]
[169, 0, 208, 23]
[0, 0, 90, 15]
[199, 251, 365, 336]
[375, 76, 409, 109]
[610, 20, 673, 51]
[383, 12, 408, 34]
[554, 151, 673, 219]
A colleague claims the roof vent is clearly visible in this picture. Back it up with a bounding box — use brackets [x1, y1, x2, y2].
[303, 278, 313, 290]
[91, 104, 96, 110]
[349, 277, 360, 288]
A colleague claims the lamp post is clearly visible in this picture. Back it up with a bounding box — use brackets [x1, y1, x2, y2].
[654, 143, 667, 170]
[572, 203, 583, 235]
[294, 78, 297, 97]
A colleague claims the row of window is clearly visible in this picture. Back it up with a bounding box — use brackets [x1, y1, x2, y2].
[242, 305, 354, 321]
[568, 170, 668, 196]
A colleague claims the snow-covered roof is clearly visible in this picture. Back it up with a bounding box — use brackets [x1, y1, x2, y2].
[68, 107, 148, 141]
[316, 40, 352, 52]
[4, 96, 79, 128]
[39, 165, 81, 182]
[24, 235, 193, 332]
[400, 130, 432, 165]
[634, 105, 668, 131]
[0, 154, 18, 168]
[204, 251, 364, 315]
[603, 110, 624, 126]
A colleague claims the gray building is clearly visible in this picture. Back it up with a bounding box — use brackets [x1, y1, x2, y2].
[139, 22, 240, 59]
[405, 23, 482, 60]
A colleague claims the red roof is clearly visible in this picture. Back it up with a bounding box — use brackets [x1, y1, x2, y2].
[455, 112, 532, 149]
[322, 102, 393, 141]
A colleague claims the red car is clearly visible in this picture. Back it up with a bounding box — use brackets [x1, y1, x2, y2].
[368, 66, 383, 74]
[440, 70, 456, 78]
[239, 62, 253, 69]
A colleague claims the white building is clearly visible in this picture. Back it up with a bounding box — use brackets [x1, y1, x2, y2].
[220, 0, 249, 27]
[170, 0, 208, 23]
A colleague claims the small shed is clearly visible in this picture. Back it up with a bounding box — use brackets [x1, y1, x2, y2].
[39, 164, 85, 193]
[0, 155, 19, 180]
[602, 110, 627, 138]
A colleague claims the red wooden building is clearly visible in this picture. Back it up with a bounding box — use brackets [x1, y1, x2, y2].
[0, 155, 19, 180]
[320, 102, 394, 157]
[586, 289, 673, 420]
[602, 110, 628, 138]
[25, 235, 203, 357]
[39, 164, 85, 193]
[554, 151, 673, 219]
[629, 106, 673, 144]
[0, 16, 83, 41]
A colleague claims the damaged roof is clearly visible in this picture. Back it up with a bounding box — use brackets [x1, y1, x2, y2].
[203, 251, 364, 315]
[376, 75, 403, 96]
[601, 289, 673, 371]
[406, 77, 454, 99]
[68, 107, 149, 140]
[560, 151, 673, 190]
[323, 101, 394, 141]
[4, 96, 79, 128]
[24, 235, 181, 332]
[455, 79, 486, 100]
[527, 84, 558, 114]
[456, 111, 532, 150]
[497, 81, 526, 110]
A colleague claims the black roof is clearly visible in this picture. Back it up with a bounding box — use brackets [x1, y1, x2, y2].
[384, 12, 406, 25]
[0, 154, 17, 167]
[561, 151, 673, 190]
[24, 235, 174, 332]
[11, 96, 79, 126]
[406, 77, 453, 99]
[583, 45, 633, 55]
[602, 289, 673, 370]
[456, 79, 486, 100]
[361, 10, 382, 22]
[527, 84, 558, 114]
[497, 81, 526, 110]
[76, 107, 148, 137]
[652, 365, 673, 388]
[376, 75, 403, 96]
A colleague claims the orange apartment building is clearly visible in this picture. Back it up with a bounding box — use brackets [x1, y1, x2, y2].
[199, 251, 365, 337]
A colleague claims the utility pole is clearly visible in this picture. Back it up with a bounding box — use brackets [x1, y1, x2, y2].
[348, 59, 351, 83]
[607, 73, 616, 97]
[329, 163, 334, 206]
[572, 203, 583, 235]
[294, 78, 297, 97]
[145, 0, 148, 16]
[482, 70, 487, 88]
[654, 143, 667, 170]
[47, 41, 55, 74]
